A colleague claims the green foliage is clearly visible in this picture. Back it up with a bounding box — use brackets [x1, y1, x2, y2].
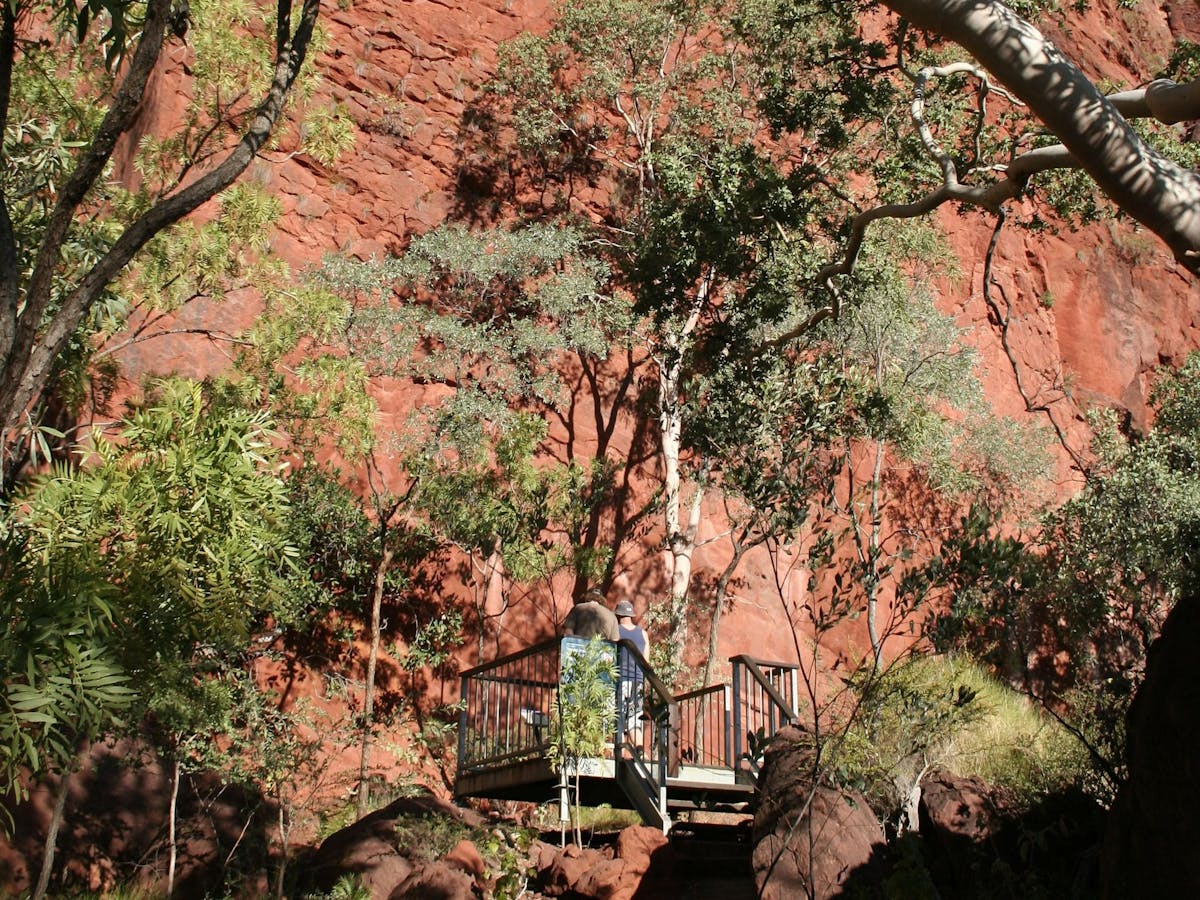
[283, 465, 380, 615]
[820, 224, 1043, 494]
[131, 0, 337, 194]
[0, 379, 298, 813]
[319, 223, 624, 406]
[387, 813, 535, 900]
[830, 656, 1089, 816]
[927, 354, 1200, 800]
[548, 638, 618, 772]
[401, 609, 466, 673]
[393, 811, 472, 862]
[0, 522, 131, 810]
[829, 655, 983, 815]
[1049, 355, 1200, 657]
[0, 0, 338, 481]
[1030, 356, 1200, 723]
[238, 280, 378, 459]
[410, 410, 607, 588]
[303, 873, 372, 900]
[121, 183, 283, 315]
[476, 824, 538, 900]
[23, 379, 295, 662]
[301, 103, 358, 166]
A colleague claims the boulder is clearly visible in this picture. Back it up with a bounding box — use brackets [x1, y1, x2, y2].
[533, 826, 679, 899]
[542, 845, 607, 896]
[752, 725, 885, 900]
[388, 860, 476, 899]
[302, 789, 483, 897]
[573, 856, 631, 900]
[920, 770, 998, 842]
[918, 769, 1005, 894]
[614, 825, 668, 877]
[443, 838, 486, 878]
[1103, 595, 1200, 898]
[918, 768, 1102, 897]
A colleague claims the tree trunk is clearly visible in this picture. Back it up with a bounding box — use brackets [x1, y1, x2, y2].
[573, 769, 583, 846]
[357, 545, 394, 819]
[865, 440, 885, 671]
[700, 534, 749, 691]
[697, 534, 749, 756]
[275, 794, 288, 900]
[0, 0, 322, 447]
[32, 770, 70, 900]
[659, 356, 689, 675]
[657, 276, 712, 680]
[167, 754, 181, 896]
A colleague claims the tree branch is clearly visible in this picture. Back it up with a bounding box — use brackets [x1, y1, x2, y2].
[0, 5, 18, 364]
[1, 0, 321, 433]
[769, 0, 1200, 354]
[882, 0, 1200, 269]
[13, 0, 173, 371]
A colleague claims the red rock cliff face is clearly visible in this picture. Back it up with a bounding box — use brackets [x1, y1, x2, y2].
[111, 0, 1200, 671]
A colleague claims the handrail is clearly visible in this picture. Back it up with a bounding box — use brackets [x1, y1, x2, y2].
[613, 638, 676, 831]
[459, 637, 559, 678]
[458, 639, 561, 776]
[675, 684, 724, 703]
[615, 638, 673, 709]
[733, 655, 797, 722]
[455, 639, 799, 831]
[733, 656, 801, 672]
[730, 654, 798, 777]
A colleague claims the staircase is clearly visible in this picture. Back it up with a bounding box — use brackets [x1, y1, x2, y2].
[454, 637, 799, 833]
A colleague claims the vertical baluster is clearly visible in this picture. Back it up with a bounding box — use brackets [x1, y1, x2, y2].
[494, 670, 503, 762]
[458, 675, 468, 773]
[723, 684, 732, 770]
[732, 661, 742, 769]
[521, 652, 529, 751]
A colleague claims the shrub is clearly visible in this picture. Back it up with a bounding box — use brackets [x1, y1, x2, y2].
[829, 655, 1090, 817]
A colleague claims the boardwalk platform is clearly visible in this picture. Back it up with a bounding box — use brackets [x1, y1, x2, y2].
[454, 637, 798, 832]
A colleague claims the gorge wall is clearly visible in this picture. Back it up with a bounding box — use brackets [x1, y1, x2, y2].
[111, 0, 1200, 671]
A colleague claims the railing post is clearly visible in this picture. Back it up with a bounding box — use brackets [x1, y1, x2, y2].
[724, 684, 733, 770]
[658, 706, 670, 833]
[614, 642, 624, 756]
[458, 674, 469, 776]
[731, 660, 743, 770]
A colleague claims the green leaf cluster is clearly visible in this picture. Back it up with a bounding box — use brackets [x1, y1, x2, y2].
[23, 379, 295, 659]
[0, 378, 298, 806]
[319, 224, 625, 407]
[410, 409, 609, 586]
[547, 638, 618, 771]
[0, 525, 131, 809]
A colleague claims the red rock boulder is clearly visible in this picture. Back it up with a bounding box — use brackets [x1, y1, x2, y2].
[1103, 595, 1200, 898]
[751, 726, 885, 899]
[302, 789, 484, 898]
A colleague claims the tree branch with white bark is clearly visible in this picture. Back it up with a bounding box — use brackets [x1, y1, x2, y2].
[786, 0, 1200, 341]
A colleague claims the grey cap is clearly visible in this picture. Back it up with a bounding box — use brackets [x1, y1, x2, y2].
[614, 600, 636, 618]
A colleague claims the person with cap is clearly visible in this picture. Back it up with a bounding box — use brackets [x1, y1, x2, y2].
[615, 599, 648, 748]
[562, 588, 619, 641]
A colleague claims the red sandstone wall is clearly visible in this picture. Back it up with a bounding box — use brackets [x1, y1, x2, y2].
[108, 0, 1200, 671]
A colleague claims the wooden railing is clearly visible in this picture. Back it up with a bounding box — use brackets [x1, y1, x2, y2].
[455, 642, 797, 825]
[457, 638, 560, 774]
[730, 655, 798, 774]
[614, 638, 676, 829]
[676, 683, 731, 769]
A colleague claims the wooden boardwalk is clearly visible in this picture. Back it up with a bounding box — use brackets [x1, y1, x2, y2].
[454, 637, 799, 832]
